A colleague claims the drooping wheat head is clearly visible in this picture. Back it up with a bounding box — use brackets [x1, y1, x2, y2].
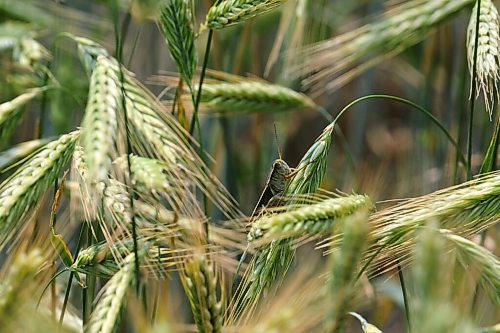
[467, 0, 500, 118]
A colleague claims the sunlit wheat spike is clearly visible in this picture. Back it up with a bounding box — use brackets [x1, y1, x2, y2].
[286, 123, 334, 197]
[327, 211, 368, 332]
[467, 0, 500, 118]
[439, 229, 500, 305]
[81, 55, 121, 184]
[248, 194, 373, 242]
[203, 0, 288, 30]
[85, 252, 136, 333]
[0, 249, 45, 325]
[183, 254, 223, 333]
[196, 81, 316, 113]
[0, 88, 41, 148]
[412, 226, 475, 333]
[354, 171, 500, 271]
[289, 0, 474, 96]
[0, 131, 78, 249]
[159, 0, 197, 89]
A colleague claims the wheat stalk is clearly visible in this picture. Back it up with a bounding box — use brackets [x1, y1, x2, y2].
[203, 0, 288, 30]
[326, 211, 369, 333]
[248, 194, 373, 243]
[183, 253, 223, 333]
[0, 88, 41, 148]
[0, 131, 78, 248]
[196, 81, 316, 113]
[440, 229, 500, 305]
[85, 252, 136, 333]
[289, 0, 475, 95]
[467, 0, 500, 118]
[80, 55, 121, 184]
[159, 0, 197, 89]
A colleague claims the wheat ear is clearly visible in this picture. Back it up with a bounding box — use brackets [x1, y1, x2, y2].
[285, 123, 334, 196]
[364, 171, 500, 270]
[0, 88, 41, 148]
[467, 0, 500, 118]
[0, 131, 78, 248]
[248, 194, 373, 242]
[159, 0, 197, 89]
[197, 81, 316, 112]
[183, 254, 223, 333]
[85, 252, 136, 333]
[203, 0, 288, 30]
[80, 55, 121, 184]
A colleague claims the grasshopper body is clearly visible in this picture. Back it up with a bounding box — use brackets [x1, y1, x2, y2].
[253, 158, 293, 216]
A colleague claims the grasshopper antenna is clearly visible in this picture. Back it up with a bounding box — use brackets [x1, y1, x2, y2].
[274, 123, 283, 160]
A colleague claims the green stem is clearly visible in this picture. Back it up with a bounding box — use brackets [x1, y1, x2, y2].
[190, 29, 213, 136]
[332, 94, 467, 168]
[398, 263, 411, 332]
[112, 4, 141, 295]
[58, 223, 86, 327]
[467, 0, 482, 180]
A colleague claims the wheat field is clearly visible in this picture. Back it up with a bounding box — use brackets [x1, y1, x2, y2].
[0, 1, 498, 332]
